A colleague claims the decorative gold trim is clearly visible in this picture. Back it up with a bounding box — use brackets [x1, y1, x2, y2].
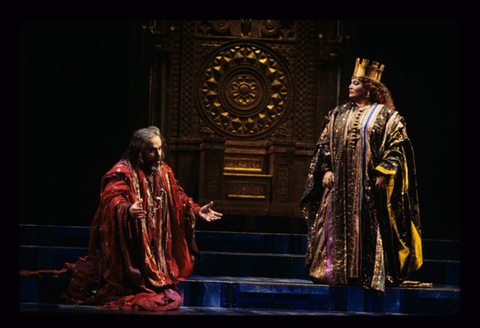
[224, 167, 263, 172]
[224, 172, 272, 178]
[227, 194, 266, 199]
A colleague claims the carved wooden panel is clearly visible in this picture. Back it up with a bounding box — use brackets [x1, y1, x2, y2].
[197, 41, 293, 139]
[224, 157, 264, 173]
[226, 177, 270, 200]
[137, 20, 349, 218]
[196, 20, 296, 40]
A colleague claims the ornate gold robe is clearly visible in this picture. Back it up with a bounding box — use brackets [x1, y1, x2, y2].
[301, 102, 422, 291]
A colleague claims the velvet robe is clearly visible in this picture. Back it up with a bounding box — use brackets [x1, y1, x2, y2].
[62, 159, 200, 310]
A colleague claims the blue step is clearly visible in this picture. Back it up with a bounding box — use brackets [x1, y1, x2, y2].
[19, 225, 460, 284]
[195, 231, 307, 254]
[19, 245, 460, 285]
[178, 276, 460, 314]
[20, 275, 71, 304]
[195, 251, 307, 279]
[422, 239, 460, 261]
[20, 274, 460, 314]
[20, 224, 90, 248]
[19, 224, 461, 314]
[19, 225, 460, 260]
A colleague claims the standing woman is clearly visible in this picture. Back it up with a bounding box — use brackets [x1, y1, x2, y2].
[301, 58, 422, 292]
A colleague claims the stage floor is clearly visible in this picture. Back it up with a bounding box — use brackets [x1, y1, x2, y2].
[20, 302, 425, 316]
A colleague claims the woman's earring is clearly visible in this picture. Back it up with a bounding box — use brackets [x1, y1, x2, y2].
[366, 92, 370, 98]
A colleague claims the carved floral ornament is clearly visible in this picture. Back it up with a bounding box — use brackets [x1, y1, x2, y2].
[196, 20, 296, 39]
[197, 42, 293, 139]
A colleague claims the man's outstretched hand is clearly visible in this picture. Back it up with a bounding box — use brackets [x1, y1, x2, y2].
[198, 201, 223, 222]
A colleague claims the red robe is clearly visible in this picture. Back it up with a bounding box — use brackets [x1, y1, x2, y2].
[62, 160, 200, 310]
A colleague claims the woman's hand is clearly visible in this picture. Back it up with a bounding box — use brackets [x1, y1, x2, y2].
[375, 175, 389, 192]
[198, 201, 223, 222]
[322, 171, 334, 189]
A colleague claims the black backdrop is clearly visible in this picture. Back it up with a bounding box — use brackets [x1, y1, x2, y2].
[19, 20, 460, 240]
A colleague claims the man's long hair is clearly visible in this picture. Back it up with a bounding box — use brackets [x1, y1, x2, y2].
[122, 126, 166, 167]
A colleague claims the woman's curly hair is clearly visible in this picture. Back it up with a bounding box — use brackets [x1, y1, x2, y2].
[359, 77, 395, 110]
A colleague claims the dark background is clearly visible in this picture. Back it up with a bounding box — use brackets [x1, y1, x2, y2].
[19, 20, 460, 240]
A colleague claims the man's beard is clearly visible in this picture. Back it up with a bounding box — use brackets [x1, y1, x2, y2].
[143, 160, 161, 173]
[150, 162, 160, 172]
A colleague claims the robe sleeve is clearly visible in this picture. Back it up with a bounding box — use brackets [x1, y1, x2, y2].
[300, 108, 336, 207]
[88, 169, 136, 260]
[374, 114, 423, 275]
[313, 111, 333, 176]
[161, 164, 200, 275]
[375, 113, 407, 176]
[176, 181, 201, 220]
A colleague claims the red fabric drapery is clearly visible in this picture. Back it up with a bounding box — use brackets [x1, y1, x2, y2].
[21, 160, 200, 311]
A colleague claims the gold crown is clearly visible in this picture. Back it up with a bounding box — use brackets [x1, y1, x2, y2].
[351, 58, 385, 83]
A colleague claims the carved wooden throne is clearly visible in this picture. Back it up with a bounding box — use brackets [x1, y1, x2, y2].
[132, 20, 350, 218]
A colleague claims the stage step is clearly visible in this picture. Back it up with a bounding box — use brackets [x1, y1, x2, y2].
[19, 224, 460, 314]
[19, 274, 460, 314]
[19, 224, 460, 260]
[19, 224, 460, 285]
[19, 303, 459, 316]
[178, 276, 460, 314]
[19, 244, 460, 285]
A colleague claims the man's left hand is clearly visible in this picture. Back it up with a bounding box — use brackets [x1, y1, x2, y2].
[198, 201, 223, 222]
